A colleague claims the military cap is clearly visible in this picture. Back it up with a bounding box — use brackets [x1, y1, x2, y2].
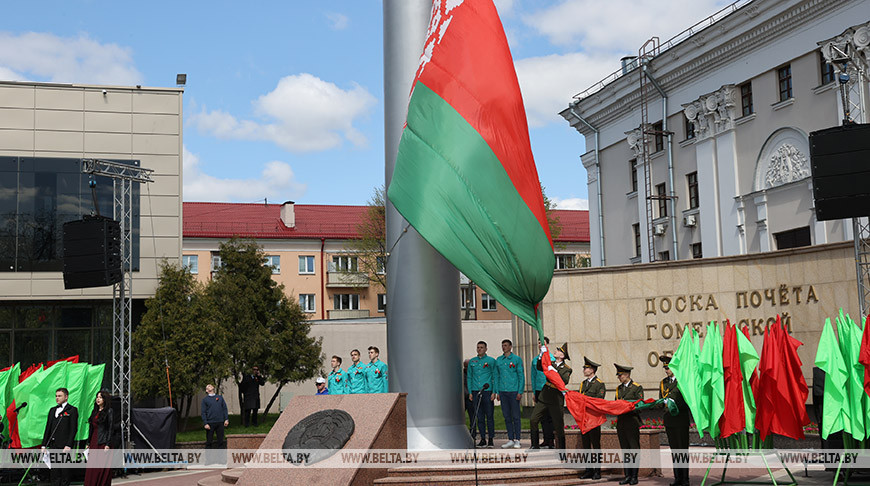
[556, 343, 570, 361]
[614, 363, 633, 375]
[660, 355, 672, 367]
[583, 357, 600, 370]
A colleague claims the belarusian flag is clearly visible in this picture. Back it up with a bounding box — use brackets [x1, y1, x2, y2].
[388, 0, 555, 333]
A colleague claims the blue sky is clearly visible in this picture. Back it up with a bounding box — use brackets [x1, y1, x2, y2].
[0, 0, 729, 209]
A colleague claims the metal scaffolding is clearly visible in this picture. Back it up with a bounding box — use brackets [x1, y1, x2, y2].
[81, 158, 153, 450]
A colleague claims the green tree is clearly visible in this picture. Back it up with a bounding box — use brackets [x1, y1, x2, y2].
[206, 237, 323, 409]
[132, 260, 229, 424]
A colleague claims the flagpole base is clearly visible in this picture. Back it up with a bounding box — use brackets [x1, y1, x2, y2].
[407, 424, 474, 451]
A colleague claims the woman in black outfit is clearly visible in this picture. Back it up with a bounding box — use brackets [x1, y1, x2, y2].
[84, 390, 118, 486]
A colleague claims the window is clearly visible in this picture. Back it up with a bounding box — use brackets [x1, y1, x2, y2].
[774, 227, 811, 250]
[652, 121, 664, 152]
[656, 183, 668, 218]
[820, 52, 835, 85]
[211, 254, 222, 272]
[265, 255, 280, 274]
[481, 294, 497, 311]
[299, 294, 316, 313]
[376, 256, 386, 274]
[298, 255, 315, 274]
[740, 82, 753, 117]
[691, 242, 703, 259]
[778, 65, 792, 101]
[555, 254, 576, 270]
[579, 256, 592, 268]
[332, 255, 358, 272]
[658, 251, 670, 261]
[687, 172, 699, 209]
[684, 115, 695, 140]
[182, 255, 198, 274]
[0, 156, 141, 272]
[377, 294, 386, 313]
[333, 294, 360, 310]
[629, 159, 638, 193]
[460, 287, 476, 309]
[632, 223, 641, 258]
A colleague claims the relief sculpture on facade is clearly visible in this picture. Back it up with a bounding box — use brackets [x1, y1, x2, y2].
[764, 143, 810, 189]
[682, 84, 737, 141]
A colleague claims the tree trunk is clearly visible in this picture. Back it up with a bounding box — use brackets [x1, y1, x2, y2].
[263, 381, 287, 415]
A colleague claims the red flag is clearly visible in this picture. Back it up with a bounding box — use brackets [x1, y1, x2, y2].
[19, 363, 41, 383]
[6, 402, 20, 448]
[46, 355, 79, 368]
[719, 322, 746, 437]
[540, 347, 643, 433]
[859, 315, 870, 398]
[754, 325, 775, 439]
[775, 318, 809, 439]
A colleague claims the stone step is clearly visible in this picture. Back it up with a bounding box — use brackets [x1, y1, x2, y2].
[373, 468, 584, 485]
[196, 474, 225, 486]
[221, 468, 243, 484]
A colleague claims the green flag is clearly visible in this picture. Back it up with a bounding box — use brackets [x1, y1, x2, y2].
[837, 309, 867, 439]
[815, 318, 847, 438]
[735, 329, 759, 434]
[670, 328, 703, 432]
[64, 363, 89, 441]
[13, 362, 69, 448]
[76, 364, 105, 441]
[699, 321, 725, 438]
[0, 363, 19, 432]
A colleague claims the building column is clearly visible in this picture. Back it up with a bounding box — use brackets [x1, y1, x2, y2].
[715, 128, 741, 256]
[582, 151, 603, 267]
[754, 193, 770, 252]
[736, 198, 747, 254]
[637, 159, 651, 263]
[695, 137, 722, 257]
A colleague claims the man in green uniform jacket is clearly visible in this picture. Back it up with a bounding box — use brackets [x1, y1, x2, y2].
[468, 341, 497, 448]
[328, 355, 349, 395]
[364, 346, 388, 393]
[615, 363, 643, 485]
[530, 343, 572, 450]
[580, 357, 606, 479]
[496, 339, 524, 449]
[347, 349, 368, 394]
[660, 356, 691, 486]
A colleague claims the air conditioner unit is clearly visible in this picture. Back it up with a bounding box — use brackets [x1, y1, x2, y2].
[683, 215, 697, 227]
[653, 223, 667, 236]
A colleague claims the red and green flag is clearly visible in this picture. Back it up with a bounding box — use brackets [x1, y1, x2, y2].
[719, 322, 745, 438]
[388, 0, 554, 334]
[735, 325, 759, 434]
[14, 361, 70, 448]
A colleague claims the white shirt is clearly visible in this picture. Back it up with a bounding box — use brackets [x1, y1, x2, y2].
[55, 402, 67, 418]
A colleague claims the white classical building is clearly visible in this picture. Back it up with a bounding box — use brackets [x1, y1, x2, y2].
[561, 0, 870, 266]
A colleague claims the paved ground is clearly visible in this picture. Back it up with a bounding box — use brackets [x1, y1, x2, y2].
[114, 469, 223, 485]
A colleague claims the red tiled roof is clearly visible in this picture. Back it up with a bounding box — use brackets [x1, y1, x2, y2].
[183, 202, 589, 242]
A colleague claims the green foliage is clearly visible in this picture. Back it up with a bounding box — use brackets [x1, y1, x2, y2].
[132, 260, 228, 418]
[206, 238, 323, 400]
[344, 185, 387, 290]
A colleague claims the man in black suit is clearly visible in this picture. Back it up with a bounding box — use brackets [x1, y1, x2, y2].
[41, 387, 79, 486]
[240, 366, 265, 427]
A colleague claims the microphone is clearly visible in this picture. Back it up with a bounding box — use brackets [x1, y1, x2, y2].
[14, 402, 26, 413]
[482, 383, 489, 390]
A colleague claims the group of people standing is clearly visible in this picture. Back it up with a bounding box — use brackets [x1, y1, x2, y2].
[317, 346, 388, 395]
[464, 338, 691, 486]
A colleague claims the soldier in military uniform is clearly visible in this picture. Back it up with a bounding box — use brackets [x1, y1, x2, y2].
[529, 343, 572, 450]
[615, 363, 643, 485]
[580, 357, 606, 479]
[659, 356, 690, 486]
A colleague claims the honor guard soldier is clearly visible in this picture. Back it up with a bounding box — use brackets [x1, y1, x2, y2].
[580, 357, 606, 479]
[468, 341, 497, 447]
[530, 343, 572, 450]
[531, 338, 556, 448]
[615, 363, 643, 485]
[660, 356, 691, 486]
[347, 349, 367, 394]
[496, 339, 524, 449]
[364, 346, 388, 393]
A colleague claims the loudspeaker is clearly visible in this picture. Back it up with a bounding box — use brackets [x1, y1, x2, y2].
[62, 215, 122, 289]
[810, 123, 870, 221]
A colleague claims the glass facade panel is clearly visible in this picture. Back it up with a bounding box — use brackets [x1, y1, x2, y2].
[57, 329, 91, 362]
[15, 331, 51, 369]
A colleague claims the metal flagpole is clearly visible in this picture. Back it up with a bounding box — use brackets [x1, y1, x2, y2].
[383, 0, 472, 450]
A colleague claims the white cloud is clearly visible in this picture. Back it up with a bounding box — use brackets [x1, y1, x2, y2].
[182, 146, 306, 202]
[0, 32, 141, 85]
[514, 52, 615, 127]
[524, 0, 729, 52]
[551, 197, 589, 210]
[189, 73, 377, 153]
[494, 0, 516, 15]
[326, 12, 350, 30]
